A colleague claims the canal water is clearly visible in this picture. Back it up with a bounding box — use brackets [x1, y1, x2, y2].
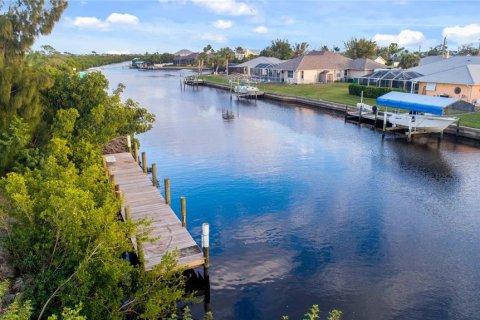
[100, 63, 480, 320]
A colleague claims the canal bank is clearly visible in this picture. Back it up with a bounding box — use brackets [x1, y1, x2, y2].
[201, 80, 480, 141]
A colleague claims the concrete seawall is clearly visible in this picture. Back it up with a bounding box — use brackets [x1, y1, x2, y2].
[202, 80, 480, 142]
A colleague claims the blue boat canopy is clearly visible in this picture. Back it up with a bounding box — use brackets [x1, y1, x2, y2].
[376, 92, 461, 115]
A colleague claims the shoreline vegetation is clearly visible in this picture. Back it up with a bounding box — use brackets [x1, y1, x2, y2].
[199, 74, 480, 129]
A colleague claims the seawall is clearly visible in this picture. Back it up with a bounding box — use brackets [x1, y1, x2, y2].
[202, 80, 480, 142]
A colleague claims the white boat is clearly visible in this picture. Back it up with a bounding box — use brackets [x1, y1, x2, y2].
[356, 102, 373, 114]
[233, 85, 260, 95]
[388, 113, 458, 133]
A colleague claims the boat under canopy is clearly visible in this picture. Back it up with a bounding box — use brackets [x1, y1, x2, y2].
[376, 91, 475, 115]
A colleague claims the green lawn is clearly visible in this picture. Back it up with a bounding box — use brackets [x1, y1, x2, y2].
[200, 75, 376, 106]
[201, 75, 480, 129]
[459, 111, 480, 129]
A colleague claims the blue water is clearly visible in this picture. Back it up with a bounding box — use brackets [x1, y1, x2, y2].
[100, 64, 480, 320]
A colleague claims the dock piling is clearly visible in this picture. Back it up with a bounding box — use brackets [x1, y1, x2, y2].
[134, 143, 139, 164]
[110, 174, 116, 187]
[127, 135, 132, 153]
[152, 163, 158, 187]
[164, 178, 171, 206]
[114, 184, 120, 199]
[125, 206, 131, 222]
[180, 196, 187, 228]
[142, 152, 147, 173]
[202, 223, 210, 280]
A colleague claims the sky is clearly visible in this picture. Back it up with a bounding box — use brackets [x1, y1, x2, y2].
[35, 0, 480, 54]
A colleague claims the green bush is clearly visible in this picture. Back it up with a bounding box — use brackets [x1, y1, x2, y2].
[348, 84, 404, 99]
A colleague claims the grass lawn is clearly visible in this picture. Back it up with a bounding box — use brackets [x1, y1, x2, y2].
[459, 111, 480, 129]
[201, 75, 480, 129]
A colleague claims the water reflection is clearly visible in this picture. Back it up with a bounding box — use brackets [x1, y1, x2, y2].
[101, 64, 480, 320]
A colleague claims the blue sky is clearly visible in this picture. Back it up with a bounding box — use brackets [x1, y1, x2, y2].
[35, 0, 480, 54]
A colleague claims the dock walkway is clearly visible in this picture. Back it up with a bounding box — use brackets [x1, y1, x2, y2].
[104, 152, 204, 271]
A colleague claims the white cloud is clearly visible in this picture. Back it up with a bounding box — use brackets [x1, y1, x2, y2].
[443, 24, 480, 44]
[106, 13, 139, 25]
[71, 13, 139, 31]
[253, 25, 268, 33]
[200, 33, 227, 43]
[192, 0, 257, 16]
[213, 19, 233, 29]
[72, 17, 108, 30]
[373, 29, 425, 47]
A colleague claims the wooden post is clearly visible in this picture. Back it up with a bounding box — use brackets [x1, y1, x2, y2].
[344, 105, 348, 121]
[456, 119, 460, 138]
[202, 223, 210, 280]
[180, 196, 187, 228]
[382, 111, 387, 137]
[142, 152, 147, 174]
[127, 135, 132, 153]
[134, 143, 139, 164]
[114, 184, 120, 199]
[110, 174, 115, 187]
[125, 206, 131, 222]
[407, 116, 412, 142]
[152, 163, 158, 187]
[164, 178, 171, 206]
[374, 109, 378, 130]
[358, 105, 362, 125]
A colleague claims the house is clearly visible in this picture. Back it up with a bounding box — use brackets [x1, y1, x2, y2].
[234, 48, 257, 60]
[414, 65, 480, 105]
[174, 49, 194, 57]
[270, 51, 384, 84]
[373, 56, 387, 65]
[347, 58, 387, 80]
[230, 56, 283, 75]
[409, 56, 480, 105]
[173, 53, 199, 66]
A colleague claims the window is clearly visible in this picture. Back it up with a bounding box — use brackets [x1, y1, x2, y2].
[301, 71, 304, 79]
[425, 82, 436, 91]
[454, 87, 462, 94]
[288, 71, 293, 78]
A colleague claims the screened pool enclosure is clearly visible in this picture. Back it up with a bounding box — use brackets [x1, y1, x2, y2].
[358, 69, 423, 93]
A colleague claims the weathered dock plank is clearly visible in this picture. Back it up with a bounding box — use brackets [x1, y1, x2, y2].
[104, 152, 204, 271]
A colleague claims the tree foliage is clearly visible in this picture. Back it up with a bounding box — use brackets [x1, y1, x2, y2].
[398, 52, 420, 69]
[260, 39, 293, 60]
[292, 42, 309, 57]
[344, 38, 377, 59]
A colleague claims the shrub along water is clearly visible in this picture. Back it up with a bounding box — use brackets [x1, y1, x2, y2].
[348, 84, 404, 99]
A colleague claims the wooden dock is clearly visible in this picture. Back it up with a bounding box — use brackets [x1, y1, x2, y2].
[104, 152, 205, 271]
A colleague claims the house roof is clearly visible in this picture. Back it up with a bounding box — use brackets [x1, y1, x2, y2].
[418, 56, 444, 66]
[235, 56, 283, 68]
[409, 55, 480, 75]
[174, 52, 198, 61]
[413, 64, 480, 85]
[349, 58, 385, 70]
[377, 91, 460, 115]
[175, 49, 193, 55]
[272, 52, 352, 71]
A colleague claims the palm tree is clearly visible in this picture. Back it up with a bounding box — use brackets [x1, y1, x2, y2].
[292, 42, 309, 57]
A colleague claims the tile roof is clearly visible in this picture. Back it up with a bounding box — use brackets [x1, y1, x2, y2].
[271, 52, 383, 71]
[349, 58, 386, 70]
